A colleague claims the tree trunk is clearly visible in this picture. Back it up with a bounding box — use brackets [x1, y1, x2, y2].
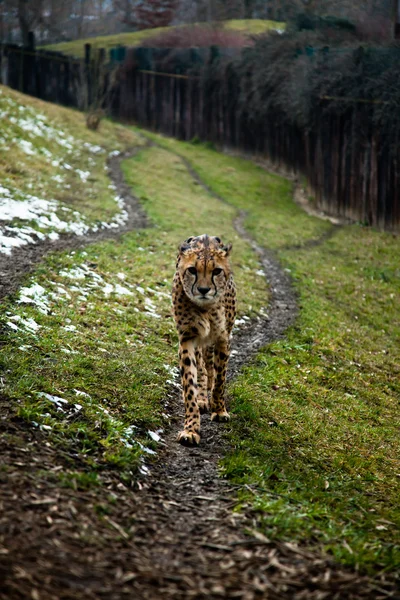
[18, 0, 30, 46]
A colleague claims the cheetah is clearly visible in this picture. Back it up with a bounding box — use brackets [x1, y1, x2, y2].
[172, 234, 237, 446]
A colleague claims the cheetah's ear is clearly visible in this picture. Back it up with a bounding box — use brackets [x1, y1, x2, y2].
[179, 237, 193, 254]
[222, 243, 232, 257]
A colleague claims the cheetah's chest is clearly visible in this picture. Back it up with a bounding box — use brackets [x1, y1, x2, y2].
[194, 307, 227, 347]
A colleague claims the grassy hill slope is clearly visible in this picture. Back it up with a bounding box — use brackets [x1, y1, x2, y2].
[0, 85, 141, 255]
[0, 86, 398, 577]
[42, 19, 285, 57]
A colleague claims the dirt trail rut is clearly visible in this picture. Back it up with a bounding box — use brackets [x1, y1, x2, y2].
[0, 145, 397, 600]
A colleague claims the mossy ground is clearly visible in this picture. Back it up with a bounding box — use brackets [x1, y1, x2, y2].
[1, 85, 398, 576]
[0, 99, 268, 482]
[141, 132, 400, 574]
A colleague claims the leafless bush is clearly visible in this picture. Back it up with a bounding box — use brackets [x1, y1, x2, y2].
[353, 15, 392, 42]
[139, 24, 249, 48]
[75, 50, 120, 131]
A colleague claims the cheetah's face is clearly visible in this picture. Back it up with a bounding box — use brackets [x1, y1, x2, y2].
[177, 235, 232, 308]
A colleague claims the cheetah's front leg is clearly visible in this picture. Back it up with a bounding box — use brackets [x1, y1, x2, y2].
[210, 339, 230, 422]
[177, 340, 201, 446]
[205, 345, 215, 398]
[196, 348, 209, 414]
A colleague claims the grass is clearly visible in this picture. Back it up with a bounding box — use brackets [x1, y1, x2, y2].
[0, 108, 268, 482]
[0, 85, 142, 237]
[42, 19, 285, 57]
[140, 133, 400, 575]
[224, 19, 285, 35]
[1, 86, 399, 574]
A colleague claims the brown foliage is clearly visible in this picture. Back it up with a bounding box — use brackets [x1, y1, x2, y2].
[140, 24, 249, 48]
[114, 0, 178, 30]
[86, 109, 104, 131]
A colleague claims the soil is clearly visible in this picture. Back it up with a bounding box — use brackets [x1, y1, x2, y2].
[0, 147, 398, 600]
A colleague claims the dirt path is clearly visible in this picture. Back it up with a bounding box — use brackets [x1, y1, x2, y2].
[0, 146, 397, 599]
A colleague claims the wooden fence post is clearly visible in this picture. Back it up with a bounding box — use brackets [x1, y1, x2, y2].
[84, 43, 91, 111]
[27, 31, 35, 50]
[98, 47, 106, 110]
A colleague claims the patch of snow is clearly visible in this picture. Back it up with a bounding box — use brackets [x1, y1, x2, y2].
[166, 379, 182, 390]
[59, 266, 88, 280]
[17, 283, 51, 314]
[84, 142, 104, 154]
[114, 284, 133, 296]
[163, 364, 179, 378]
[74, 389, 91, 398]
[234, 318, 246, 326]
[18, 139, 35, 155]
[137, 441, 157, 455]
[7, 315, 41, 334]
[76, 169, 90, 182]
[148, 430, 163, 443]
[52, 174, 64, 184]
[38, 392, 68, 410]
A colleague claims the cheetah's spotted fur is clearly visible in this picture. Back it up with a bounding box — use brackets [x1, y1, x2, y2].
[172, 234, 237, 446]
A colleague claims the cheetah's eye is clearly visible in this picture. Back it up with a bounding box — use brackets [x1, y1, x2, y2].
[188, 267, 197, 275]
[213, 268, 223, 276]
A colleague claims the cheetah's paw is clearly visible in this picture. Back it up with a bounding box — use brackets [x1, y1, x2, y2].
[198, 399, 209, 414]
[177, 429, 201, 446]
[210, 410, 230, 422]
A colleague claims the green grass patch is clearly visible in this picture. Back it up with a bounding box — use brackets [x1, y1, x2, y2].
[1, 141, 268, 482]
[138, 132, 331, 249]
[121, 145, 267, 316]
[142, 132, 400, 574]
[2, 106, 399, 574]
[224, 19, 285, 35]
[42, 20, 285, 57]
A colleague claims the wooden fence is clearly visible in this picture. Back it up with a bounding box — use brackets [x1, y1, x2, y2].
[0, 42, 112, 111]
[0, 43, 84, 108]
[1, 41, 399, 230]
[115, 64, 400, 230]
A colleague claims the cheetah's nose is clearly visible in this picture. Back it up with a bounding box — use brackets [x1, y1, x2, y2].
[198, 286, 211, 296]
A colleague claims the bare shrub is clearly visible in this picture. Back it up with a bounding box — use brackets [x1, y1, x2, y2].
[139, 24, 249, 48]
[353, 15, 392, 42]
[86, 108, 105, 131]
